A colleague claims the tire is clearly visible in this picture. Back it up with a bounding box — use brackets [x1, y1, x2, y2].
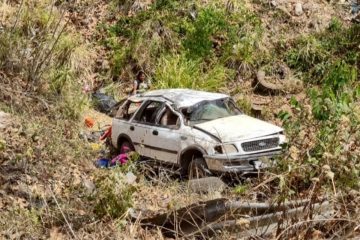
[119, 140, 135, 154]
[187, 157, 211, 179]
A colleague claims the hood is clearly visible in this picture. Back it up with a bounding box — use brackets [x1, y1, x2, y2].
[194, 115, 283, 142]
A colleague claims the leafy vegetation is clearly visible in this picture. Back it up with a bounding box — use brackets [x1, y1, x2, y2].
[93, 168, 136, 218]
[285, 21, 359, 85]
[275, 22, 360, 195]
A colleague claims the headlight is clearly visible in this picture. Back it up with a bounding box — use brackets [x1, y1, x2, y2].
[214, 144, 238, 154]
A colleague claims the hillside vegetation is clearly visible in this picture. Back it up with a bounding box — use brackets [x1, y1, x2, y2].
[0, 0, 359, 238]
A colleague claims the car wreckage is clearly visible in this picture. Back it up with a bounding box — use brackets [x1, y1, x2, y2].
[111, 89, 286, 178]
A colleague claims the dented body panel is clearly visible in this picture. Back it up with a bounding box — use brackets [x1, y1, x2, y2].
[111, 89, 286, 174]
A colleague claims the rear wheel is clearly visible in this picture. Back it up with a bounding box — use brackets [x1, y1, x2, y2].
[187, 157, 211, 179]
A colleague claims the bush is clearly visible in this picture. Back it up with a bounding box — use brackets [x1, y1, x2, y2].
[286, 36, 329, 74]
[93, 168, 137, 218]
[182, 7, 228, 59]
[285, 24, 359, 84]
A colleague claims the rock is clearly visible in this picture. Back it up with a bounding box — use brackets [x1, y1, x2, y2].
[83, 179, 96, 194]
[187, 177, 226, 193]
[0, 111, 11, 131]
[294, 3, 303, 16]
[270, 0, 277, 7]
[102, 60, 110, 70]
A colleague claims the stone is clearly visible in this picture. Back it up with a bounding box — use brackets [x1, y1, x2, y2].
[270, 0, 277, 7]
[294, 3, 303, 16]
[83, 179, 96, 194]
[187, 177, 227, 193]
[0, 111, 11, 131]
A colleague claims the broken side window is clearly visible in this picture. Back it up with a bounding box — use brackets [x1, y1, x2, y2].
[134, 101, 164, 124]
[158, 107, 180, 129]
[116, 100, 142, 120]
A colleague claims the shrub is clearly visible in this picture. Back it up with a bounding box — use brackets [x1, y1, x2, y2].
[286, 36, 329, 74]
[182, 7, 227, 59]
[285, 23, 359, 84]
[93, 168, 137, 218]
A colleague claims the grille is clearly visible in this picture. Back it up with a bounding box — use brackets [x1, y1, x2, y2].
[241, 137, 279, 152]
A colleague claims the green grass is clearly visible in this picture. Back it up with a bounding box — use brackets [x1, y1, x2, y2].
[154, 54, 232, 91]
[105, 1, 264, 90]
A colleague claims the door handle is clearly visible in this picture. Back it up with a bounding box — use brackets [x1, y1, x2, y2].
[152, 130, 158, 136]
[130, 126, 135, 131]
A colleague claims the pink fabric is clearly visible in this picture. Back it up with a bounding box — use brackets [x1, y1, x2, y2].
[111, 153, 128, 165]
[110, 145, 131, 165]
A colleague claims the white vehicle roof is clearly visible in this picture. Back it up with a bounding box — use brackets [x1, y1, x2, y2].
[129, 89, 229, 108]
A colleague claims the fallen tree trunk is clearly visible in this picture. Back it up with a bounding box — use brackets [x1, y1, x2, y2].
[198, 201, 331, 238]
[139, 198, 328, 238]
[226, 198, 311, 214]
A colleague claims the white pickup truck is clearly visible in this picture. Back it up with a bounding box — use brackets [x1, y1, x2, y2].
[111, 89, 286, 178]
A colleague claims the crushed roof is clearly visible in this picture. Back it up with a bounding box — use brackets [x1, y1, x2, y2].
[129, 89, 229, 108]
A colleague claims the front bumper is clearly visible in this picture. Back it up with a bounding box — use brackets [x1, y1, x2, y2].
[204, 150, 282, 173]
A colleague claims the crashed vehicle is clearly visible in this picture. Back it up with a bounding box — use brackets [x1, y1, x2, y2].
[111, 89, 286, 178]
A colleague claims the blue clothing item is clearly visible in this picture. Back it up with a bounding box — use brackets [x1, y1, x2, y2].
[95, 158, 110, 168]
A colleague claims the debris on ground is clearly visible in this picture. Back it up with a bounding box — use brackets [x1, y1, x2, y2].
[84, 116, 95, 128]
[94, 143, 133, 168]
[255, 64, 303, 94]
[125, 172, 137, 185]
[92, 91, 118, 115]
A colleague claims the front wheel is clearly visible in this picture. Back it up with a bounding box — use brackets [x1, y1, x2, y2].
[187, 157, 211, 179]
[119, 140, 135, 154]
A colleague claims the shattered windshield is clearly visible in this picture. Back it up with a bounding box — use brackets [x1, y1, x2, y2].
[185, 98, 241, 124]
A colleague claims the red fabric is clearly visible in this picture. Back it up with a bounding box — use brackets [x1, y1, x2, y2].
[100, 126, 112, 141]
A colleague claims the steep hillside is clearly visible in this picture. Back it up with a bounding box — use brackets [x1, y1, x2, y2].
[0, 0, 359, 238]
